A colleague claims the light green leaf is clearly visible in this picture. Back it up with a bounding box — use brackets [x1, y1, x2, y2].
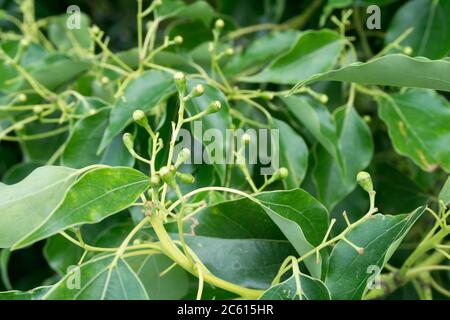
[13, 167, 150, 249]
[62, 108, 134, 169]
[313, 105, 373, 209]
[325, 206, 425, 300]
[44, 235, 84, 276]
[293, 54, 450, 92]
[159, 0, 215, 26]
[376, 89, 450, 172]
[282, 95, 345, 173]
[0, 166, 78, 248]
[439, 176, 450, 205]
[185, 79, 232, 183]
[386, 0, 450, 59]
[0, 286, 51, 300]
[99, 70, 176, 152]
[48, 13, 92, 50]
[272, 119, 308, 188]
[224, 31, 300, 78]
[43, 254, 149, 300]
[0, 249, 11, 290]
[243, 30, 344, 84]
[259, 273, 331, 300]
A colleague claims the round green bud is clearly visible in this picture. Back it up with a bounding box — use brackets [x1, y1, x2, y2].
[20, 38, 29, 47]
[91, 25, 100, 35]
[320, 94, 329, 104]
[173, 72, 186, 94]
[403, 46, 413, 55]
[225, 48, 234, 56]
[271, 167, 289, 181]
[174, 35, 183, 44]
[175, 148, 191, 167]
[122, 133, 134, 151]
[241, 133, 251, 145]
[149, 174, 161, 187]
[363, 115, 371, 123]
[193, 84, 205, 97]
[176, 172, 195, 185]
[356, 171, 373, 193]
[159, 165, 177, 187]
[153, 0, 162, 7]
[33, 105, 43, 114]
[101, 76, 109, 84]
[206, 100, 221, 114]
[215, 19, 225, 29]
[17, 94, 27, 102]
[132, 110, 149, 128]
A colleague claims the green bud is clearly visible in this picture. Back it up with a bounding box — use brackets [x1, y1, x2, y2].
[225, 48, 234, 56]
[175, 148, 191, 168]
[17, 94, 27, 102]
[132, 109, 149, 127]
[174, 35, 183, 44]
[215, 19, 225, 29]
[193, 84, 205, 97]
[241, 133, 251, 145]
[122, 133, 134, 152]
[33, 105, 43, 114]
[356, 171, 373, 193]
[176, 172, 195, 184]
[173, 72, 186, 94]
[206, 100, 221, 114]
[153, 0, 162, 7]
[272, 167, 289, 181]
[149, 174, 161, 187]
[159, 165, 177, 187]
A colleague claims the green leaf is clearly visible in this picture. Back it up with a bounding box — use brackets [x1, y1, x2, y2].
[255, 190, 329, 278]
[0, 286, 51, 300]
[185, 79, 232, 183]
[260, 273, 331, 300]
[439, 176, 450, 205]
[325, 207, 425, 300]
[47, 13, 92, 50]
[243, 30, 344, 84]
[313, 105, 373, 209]
[376, 89, 450, 172]
[0, 166, 78, 248]
[272, 119, 308, 188]
[293, 54, 450, 92]
[127, 254, 191, 300]
[224, 31, 300, 78]
[281, 95, 345, 173]
[62, 108, 134, 168]
[43, 254, 148, 300]
[0, 249, 11, 290]
[99, 70, 176, 152]
[44, 235, 84, 275]
[159, 0, 215, 26]
[386, 0, 450, 59]
[13, 167, 150, 249]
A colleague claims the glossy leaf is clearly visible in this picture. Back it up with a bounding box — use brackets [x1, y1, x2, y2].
[44, 235, 84, 275]
[293, 54, 450, 92]
[185, 79, 232, 182]
[282, 95, 345, 173]
[62, 108, 134, 168]
[325, 207, 425, 299]
[99, 70, 176, 152]
[377, 89, 450, 172]
[43, 254, 148, 300]
[439, 176, 450, 205]
[260, 273, 331, 300]
[244, 30, 344, 84]
[313, 105, 373, 209]
[224, 31, 300, 77]
[0, 166, 78, 248]
[386, 0, 450, 59]
[272, 119, 308, 188]
[13, 167, 150, 249]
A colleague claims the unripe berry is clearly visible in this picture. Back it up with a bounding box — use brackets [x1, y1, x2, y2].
[17, 94, 27, 102]
[225, 48, 234, 56]
[33, 105, 43, 114]
[159, 165, 177, 187]
[272, 167, 289, 181]
[403, 46, 413, 55]
[175, 148, 191, 167]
